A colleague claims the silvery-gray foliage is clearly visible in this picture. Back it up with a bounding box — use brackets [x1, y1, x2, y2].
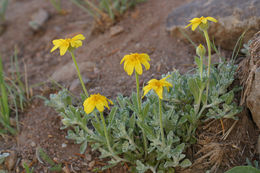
[46, 60, 241, 172]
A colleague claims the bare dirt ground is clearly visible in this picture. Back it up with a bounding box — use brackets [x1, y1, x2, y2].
[0, 0, 258, 172]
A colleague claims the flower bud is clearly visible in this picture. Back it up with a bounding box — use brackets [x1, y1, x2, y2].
[196, 44, 206, 57]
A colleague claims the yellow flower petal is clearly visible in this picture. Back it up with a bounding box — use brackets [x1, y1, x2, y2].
[191, 22, 200, 31]
[50, 34, 85, 56]
[206, 17, 217, 23]
[70, 40, 82, 48]
[185, 22, 193, 29]
[72, 34, 85, 41]
[143, 77, 173, 99]
[83, 94, 112, 114]
[186, 16, 218, 31]
[96, 102, 105, 112]
[190, 17, 200, 23]
[59, 43, 69, 56]
[135, 62, 143, 75]
[143, 85, 152, 97]
[83, 99, 95, 114]
[125, 63, 134, 76]
[156, 87, 163, 99]
[120, 53, 150, 76]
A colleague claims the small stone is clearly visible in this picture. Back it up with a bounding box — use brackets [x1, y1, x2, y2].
[85, 154, 92, 161]
[61, 143, 67, 148]
[88, 160, 95, 169]
[51, 61, 95, 82]
[30, 141, 36, 147]
[53, 157, 59, 162]
[4, 150, 17, 171]
[109, 26, 124, 37]
[29, 8, 49, 31]
[69, 77, 90, 91]
[48, 134, 53, 138]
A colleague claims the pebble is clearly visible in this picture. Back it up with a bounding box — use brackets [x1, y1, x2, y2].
[30, 141, 36, 147]
[109, 25, 124, 37]
[61, 143, 67, 148]
[29, 8, 49, 31]
[85, 154, 92, 161]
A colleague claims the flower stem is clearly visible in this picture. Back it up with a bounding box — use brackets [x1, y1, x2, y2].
[135, 71, 141, 111]
[93, 111, 101, 124]
[100, 112, 112, 151]
[159, 98, 165, 147]
[100, 111, 127, 162]
[200, 55, 204, 80]
[135, 71, 148, 157]
[70, 51, 89, 97]
[203, 30, 211, 104]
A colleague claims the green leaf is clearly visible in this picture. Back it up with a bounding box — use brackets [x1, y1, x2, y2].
[137, 121, 156, 140]
[136, 160, 149, 173]
[80, 140, 88, 154]
[188, 78, 199, 103]
[108, 107, 117, 124]
[142, 102, 150, 119]
[225, 166, 260, 173]
[180, 159, 192, 168]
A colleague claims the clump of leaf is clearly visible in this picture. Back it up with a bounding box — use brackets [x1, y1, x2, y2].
[46, 57, 241, 172]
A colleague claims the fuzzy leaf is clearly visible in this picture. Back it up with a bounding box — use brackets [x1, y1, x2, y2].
[225, 166, 260, 173]
[180, 159, 192, 168]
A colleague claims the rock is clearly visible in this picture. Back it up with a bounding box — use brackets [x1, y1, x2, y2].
[51, 61, 95, 82]
[247, 67, 260, 128]
[4, 150, 17, 171]
[61, 143, 67, 148]
[109, 25, 124, 37]
[69, 77, 90, 92]
[166, 0, 260, 50]
[85, 154, 92, 161]
[30, 141, 36, 147]
[29, 9, 49, 31]
[239, 32, 260, 128]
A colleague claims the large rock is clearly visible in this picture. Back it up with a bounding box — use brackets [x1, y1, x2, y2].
[245, 32, 260, 129]
[166, 0, 260, 50]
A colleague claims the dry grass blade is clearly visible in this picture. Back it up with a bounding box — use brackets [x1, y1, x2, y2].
[193, 142, 224, 173]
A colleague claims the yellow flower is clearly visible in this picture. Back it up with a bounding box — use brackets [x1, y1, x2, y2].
[143, 76, 172, 99]
[185, 16, 217, 31]
[120, 53, 150, 76]
[51, 34, 85, 56]
[83, 93, 113, 114]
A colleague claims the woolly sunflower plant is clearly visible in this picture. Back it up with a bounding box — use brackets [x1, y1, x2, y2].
[47, 16, 242, 172]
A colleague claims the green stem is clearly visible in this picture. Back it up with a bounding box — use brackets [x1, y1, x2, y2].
[203, 30, 211, 104]
[159, 98, 165, 146]
[200, 55, 204, 80]
[69, 51, 89, 97]
[100, 112, 128, 162]
[100, 112, 112, 151]
[135, 71, 148, 157]
[93, 111, 101, 124]
[135, 71, 141, 111]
